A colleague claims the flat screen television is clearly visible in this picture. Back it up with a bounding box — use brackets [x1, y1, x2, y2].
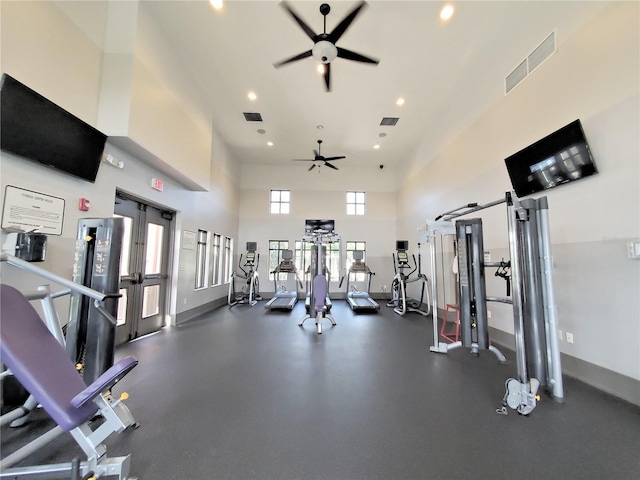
[504, 119, 597, 197]
[305, 219, 335, 233]
[0, 74, 106, 183]
[396, 240, 408, 251]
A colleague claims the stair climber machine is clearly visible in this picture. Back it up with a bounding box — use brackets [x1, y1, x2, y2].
[228, 242, 261, 307]
[340, 250, 379, 312]
[427, 192, 564, 416]
[387, 241, 430, 316]
[299, 220, 338, 334]
[264, 249, 303, 311]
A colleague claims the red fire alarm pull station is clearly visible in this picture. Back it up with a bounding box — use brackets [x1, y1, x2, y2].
[79, 198, 90, 211]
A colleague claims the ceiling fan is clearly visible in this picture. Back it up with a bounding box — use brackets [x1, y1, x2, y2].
[293, 140, 345, 171]
[274, 1, 379, 91]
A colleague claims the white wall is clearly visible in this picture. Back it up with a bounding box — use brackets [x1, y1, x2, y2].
[238, 164, 398, 294]
[0, 1, 240, 323]
[396, 3, 640, 383]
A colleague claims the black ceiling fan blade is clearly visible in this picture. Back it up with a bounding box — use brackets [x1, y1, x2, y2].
[323, 156, 346, 161]
[292, 158, 314, 162]
[324, 162, 339, 170]
[274, 50, 313, 68]
[280, 1, 317, 41]
[308, 164, 317, 171]
[323, 62, 331, 91]
[326, 1, 367, 44]
[336, 46, 379, 64]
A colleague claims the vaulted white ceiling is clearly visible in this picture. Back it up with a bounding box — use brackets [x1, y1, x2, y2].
[60, 0, 612, 171]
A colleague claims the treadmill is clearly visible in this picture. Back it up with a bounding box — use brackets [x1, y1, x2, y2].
[264, 249, 302, 311]
[343, 250, 379, 311]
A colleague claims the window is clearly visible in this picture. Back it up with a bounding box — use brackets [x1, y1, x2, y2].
[327, 241, 341, 282]
[195, 229, 209, 289]
[223, 236, 233, 284]
[295, 240, 312, 279]
[270, 190, 290, 214]
[211, 233, 222, 286]
[346, 191, 365, 215]
[269, 240, 289, 281]
[346, 241, 367, 282]
[297, 240, 340, 282]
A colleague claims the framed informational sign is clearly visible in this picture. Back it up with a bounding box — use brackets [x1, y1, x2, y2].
[182, 230, 196, 250]
[1, 185, 65, 235]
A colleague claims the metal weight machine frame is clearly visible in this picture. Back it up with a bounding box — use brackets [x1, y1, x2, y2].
[298, 220, 339, 334]
[0, 253, 137, 479]
[427, 192, 564, 415]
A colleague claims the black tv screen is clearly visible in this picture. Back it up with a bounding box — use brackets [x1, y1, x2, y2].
[0, 74, 106, 183]
[305, 219, 335, 233]
[396, 240, 408, 251]
[505, 119, 597, 197]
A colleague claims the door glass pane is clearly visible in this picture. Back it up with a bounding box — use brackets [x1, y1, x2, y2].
[114, 215, 133, 276]
[117, 288, 128, 326]
[145, 223, 164, 274]
[142, 285, 160, 318]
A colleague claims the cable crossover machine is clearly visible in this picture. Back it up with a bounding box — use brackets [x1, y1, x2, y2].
[426, 191, 564, 415]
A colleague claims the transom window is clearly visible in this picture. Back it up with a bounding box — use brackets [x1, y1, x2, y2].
[347, 191, 365, 215]
[270, 190, 290, 214]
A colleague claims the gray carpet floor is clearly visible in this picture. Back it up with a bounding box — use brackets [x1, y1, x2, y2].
[2, 300, 639, 479]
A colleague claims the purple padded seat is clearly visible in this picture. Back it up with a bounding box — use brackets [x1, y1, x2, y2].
[313, 275, 328, 313]
[0, 284, 136, 431]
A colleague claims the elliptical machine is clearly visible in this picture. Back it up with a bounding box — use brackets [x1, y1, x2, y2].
[228, 242, 261, 307]
[387, 240, 430, 316]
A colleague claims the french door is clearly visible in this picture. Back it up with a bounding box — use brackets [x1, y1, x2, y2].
[114, 193, 173, 345]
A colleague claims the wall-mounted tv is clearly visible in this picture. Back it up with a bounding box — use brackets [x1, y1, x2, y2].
[504, 119, 597, 197]
[305, 219, 335, 233]
[0, 74, 107, 183]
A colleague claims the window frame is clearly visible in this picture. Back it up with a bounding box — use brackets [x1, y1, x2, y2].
[195, 229, 209, 290]
[346, 190, 366, 216]
[270, 189, 291, 215]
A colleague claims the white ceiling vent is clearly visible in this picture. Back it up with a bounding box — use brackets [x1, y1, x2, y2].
[505, 31, 557, 94]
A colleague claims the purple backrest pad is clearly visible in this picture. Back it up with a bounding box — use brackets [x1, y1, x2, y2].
[313, 275, 327, 312]
[0, 284, 98, 431]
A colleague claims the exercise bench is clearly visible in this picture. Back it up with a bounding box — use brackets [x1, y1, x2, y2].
[0, 284, 139, 479]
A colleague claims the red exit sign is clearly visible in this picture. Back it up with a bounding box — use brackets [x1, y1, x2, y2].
[151, 178, 164, 191]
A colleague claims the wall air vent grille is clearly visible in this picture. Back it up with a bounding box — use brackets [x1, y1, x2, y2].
[380, 117, 399, 126]
[506, 60, 528, 94]
[528, 31, 556, 73]
[243, 112, 263, 122]
[505, 30, 557, 95]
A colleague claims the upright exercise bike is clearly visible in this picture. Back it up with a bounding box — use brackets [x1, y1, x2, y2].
[228, 242, 261, 307]
[387, 240, 430, 316]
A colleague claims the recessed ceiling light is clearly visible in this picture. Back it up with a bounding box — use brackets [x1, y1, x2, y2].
[373, 144, 380, 150]
[257, 129, 266, 134]
[210, 0, 223, 10]
[248, 91, 257, 101]
[267, 141, 274, 147]
[396, 97, 405, 106]
[317, 124, 324, 129]
[378, 132, 387, 138]
[440, 4, 455, 21]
